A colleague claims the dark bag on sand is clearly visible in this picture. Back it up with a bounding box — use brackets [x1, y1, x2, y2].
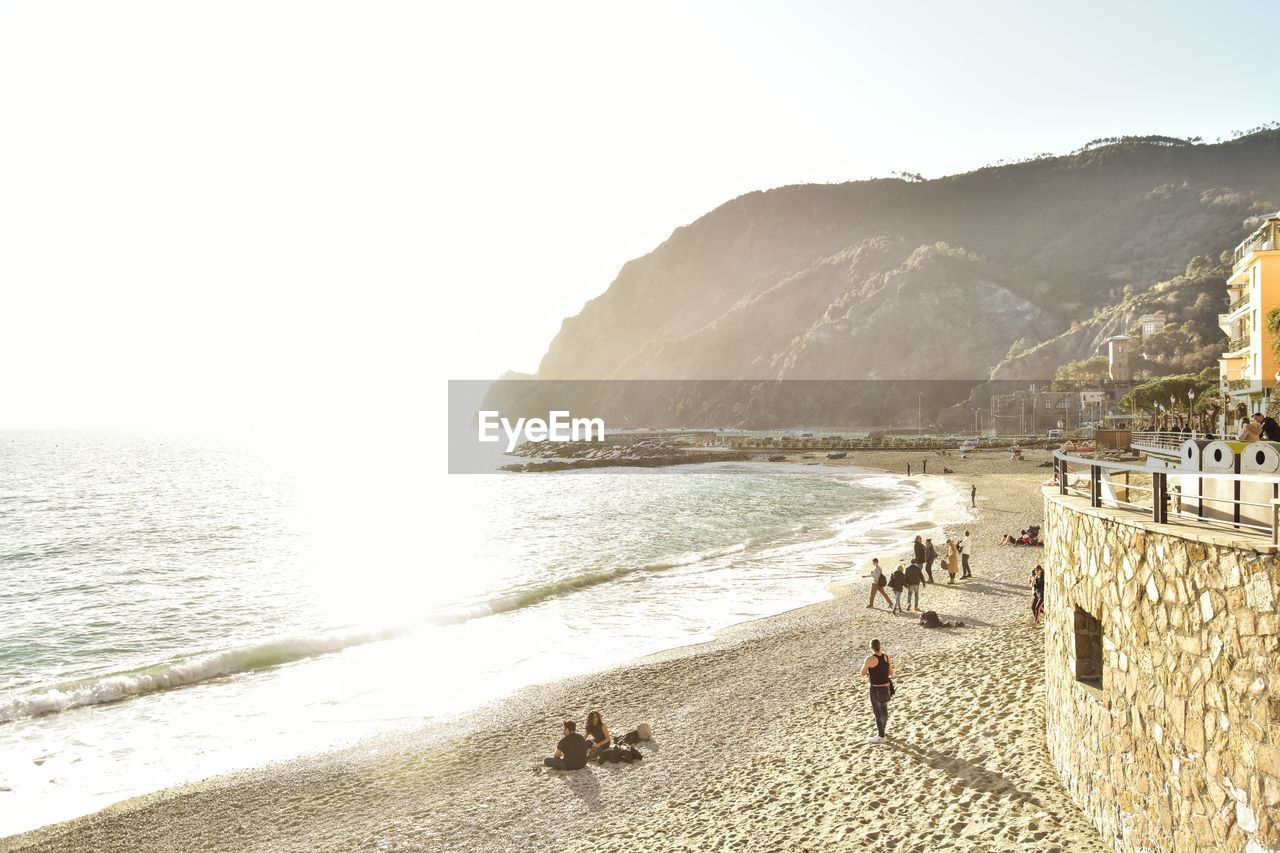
[920, 610, 942, 628]
[618, 730, 641, 745]
[598, 745, 642, 764]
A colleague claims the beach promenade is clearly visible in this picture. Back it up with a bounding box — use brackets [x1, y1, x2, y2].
[5, 449, 1102, 852]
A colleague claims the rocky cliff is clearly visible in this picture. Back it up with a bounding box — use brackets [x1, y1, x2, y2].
[520, 132, 1280, 425]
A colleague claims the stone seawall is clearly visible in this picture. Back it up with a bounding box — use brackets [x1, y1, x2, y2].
[1043, 492, 1279, 852]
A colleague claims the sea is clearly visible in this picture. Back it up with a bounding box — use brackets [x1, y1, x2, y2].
[0, 430, 965, 837]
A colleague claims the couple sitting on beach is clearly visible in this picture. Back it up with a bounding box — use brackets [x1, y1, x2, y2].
[542, 711, 650, 771]
[1002, 525, 1042, 547]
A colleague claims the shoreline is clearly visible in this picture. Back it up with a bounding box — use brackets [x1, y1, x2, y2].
[5, 448, 1102, 852]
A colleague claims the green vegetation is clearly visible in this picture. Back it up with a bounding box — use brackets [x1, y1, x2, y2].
[1053, 356, 1110, 386]
[1119, 370, 1217, 415]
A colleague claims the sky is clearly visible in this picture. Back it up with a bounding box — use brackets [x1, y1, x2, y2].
[1, 1, 1275, 432]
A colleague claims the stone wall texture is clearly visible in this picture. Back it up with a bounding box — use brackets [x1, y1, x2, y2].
[1043, 493, 1280, 852]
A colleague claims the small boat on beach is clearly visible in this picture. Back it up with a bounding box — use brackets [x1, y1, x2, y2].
[767, 454, 787, 462]
[826, 452, 847, 459]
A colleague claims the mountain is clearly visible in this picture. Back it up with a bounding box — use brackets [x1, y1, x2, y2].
[517, 131, 1280, 426]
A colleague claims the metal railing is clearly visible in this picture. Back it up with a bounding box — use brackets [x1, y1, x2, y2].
[1226, 293, 1250, 315]
[1129, 430, 1209, 456]
[1227, 334, 1252, 354]
[1052, 450, 1280, 544]
[1233, 220, 1278, 267]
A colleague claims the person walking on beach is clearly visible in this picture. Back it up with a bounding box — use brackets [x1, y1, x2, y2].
[542, 721, 589, 771]
[970, 484, 977, 508]
[860, 638, 894, 743]
[945, 538, 960, 584]
[888, 563, 906, 614]
[904, 559, 924, 611]
[959, 530, 973, 579]
[867, 558, 892, 609]
[1031, 565, 1045, 625]
[924, 537, 937, 583]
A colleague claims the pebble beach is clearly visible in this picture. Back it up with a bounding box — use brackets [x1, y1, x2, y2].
[4, 447, 1105, 852]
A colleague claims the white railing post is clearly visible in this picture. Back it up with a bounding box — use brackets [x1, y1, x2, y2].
[1273, 498, 1280, 546]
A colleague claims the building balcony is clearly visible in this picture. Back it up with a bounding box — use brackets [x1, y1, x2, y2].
[1232, 217, 1280, 270]
[1224, 334, 1251, 356]
[1219, 309, 1244, 336]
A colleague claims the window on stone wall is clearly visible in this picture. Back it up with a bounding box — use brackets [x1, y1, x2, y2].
[1073, 606, 1103, 688]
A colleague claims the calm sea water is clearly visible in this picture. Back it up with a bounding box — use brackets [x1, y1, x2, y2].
[0, 431, 962, 836]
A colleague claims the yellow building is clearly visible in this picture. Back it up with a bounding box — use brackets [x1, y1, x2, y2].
[1219, 215, 1280, 420]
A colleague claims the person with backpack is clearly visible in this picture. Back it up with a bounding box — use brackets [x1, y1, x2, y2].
[904, 560, 924, 612]
[888, 563, 907, 614]
[924, 538, 938, 584]
[866, 558, 892, 609]
[860, 638, 894, 743]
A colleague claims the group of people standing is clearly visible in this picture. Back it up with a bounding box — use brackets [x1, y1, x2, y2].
[866, 532, 974, 614]
[861, 532, 1050, 742]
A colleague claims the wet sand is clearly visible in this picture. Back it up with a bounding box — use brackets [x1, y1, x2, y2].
[5, 447, 1103, 852]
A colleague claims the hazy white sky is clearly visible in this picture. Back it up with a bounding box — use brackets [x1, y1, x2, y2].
[1, 1, 1273, 430]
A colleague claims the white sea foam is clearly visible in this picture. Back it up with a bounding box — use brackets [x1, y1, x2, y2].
[0, 626, 405, 724]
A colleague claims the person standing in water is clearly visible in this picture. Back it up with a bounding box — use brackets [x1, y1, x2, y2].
[860, 638, 894, 743]
[970, 484, 977, 508]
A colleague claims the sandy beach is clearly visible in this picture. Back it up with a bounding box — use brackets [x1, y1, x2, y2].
[5, 447, 1104, 852]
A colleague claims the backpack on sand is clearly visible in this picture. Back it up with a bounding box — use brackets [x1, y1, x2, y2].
[598, 745, 643, 764]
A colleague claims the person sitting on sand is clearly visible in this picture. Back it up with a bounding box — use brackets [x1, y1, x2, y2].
[945, 538, 960, 584]
[888, 563, 907, 614]
[584, 710, 611, 754]
[867, 558, 892, 609]
[542, 720, 589, 771]
[1030, 565, 1045, 625]
[860, 638, 894, 743]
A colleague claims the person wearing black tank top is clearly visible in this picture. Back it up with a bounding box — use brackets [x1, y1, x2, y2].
[860, 638, 895, 742]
